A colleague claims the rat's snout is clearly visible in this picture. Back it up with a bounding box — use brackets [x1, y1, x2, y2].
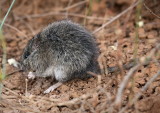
[18, 61, 26, 71]
[19, 59, 29, 71]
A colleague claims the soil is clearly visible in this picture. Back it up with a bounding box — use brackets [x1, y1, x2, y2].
[0, 0, 160, 113]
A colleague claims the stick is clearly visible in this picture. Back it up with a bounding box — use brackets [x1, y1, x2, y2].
[119, 71, 160, 113]
[115, 64, 141, 104]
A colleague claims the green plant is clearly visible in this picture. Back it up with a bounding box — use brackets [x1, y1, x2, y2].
[0, 0, 16, 95]
[129, 0, 143, 103]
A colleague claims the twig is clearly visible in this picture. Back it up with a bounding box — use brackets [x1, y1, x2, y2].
[25, 79, 28, 96]
[0, 22, 28, 38]
[0, 98, 41, 113]
[3, 87, 36, 104]
[6, 69, 22, 76]
[92, 0, 144, 34]
[107, 59, 138, 73]
[87, 71, 102, 84]
[87, 71, 99, 77]
[143, 2, 160, 19]
[63, 0, 87, 11]
[114, 64, 141, 105]
[21, 19, 35, 36]
[15, 12, 108, 21]
[56, 93, 91, 106]
[65, 0, 73, 18]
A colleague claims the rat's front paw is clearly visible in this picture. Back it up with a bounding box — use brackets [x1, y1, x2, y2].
[28, 72, 36, 79]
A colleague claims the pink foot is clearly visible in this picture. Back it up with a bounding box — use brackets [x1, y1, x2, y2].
[44, 82, 63, 93]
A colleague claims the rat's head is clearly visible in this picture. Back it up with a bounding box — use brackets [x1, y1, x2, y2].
[20, 33, 42, 71]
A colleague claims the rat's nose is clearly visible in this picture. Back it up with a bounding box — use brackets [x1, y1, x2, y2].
[19, 61, 26, 71]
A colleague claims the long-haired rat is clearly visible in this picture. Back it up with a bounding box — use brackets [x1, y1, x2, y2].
[21, 20, 99, 93]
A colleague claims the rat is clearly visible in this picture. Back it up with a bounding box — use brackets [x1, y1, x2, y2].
[20, 20, 99, 93]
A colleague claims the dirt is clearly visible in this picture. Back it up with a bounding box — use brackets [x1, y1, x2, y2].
[0, 0, 160, 113]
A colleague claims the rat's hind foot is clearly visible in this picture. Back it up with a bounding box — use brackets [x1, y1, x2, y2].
[44, 82, 63, 94]
[28, 72, 36, 79]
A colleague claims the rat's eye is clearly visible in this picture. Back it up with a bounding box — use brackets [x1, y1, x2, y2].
[24, 51, 30, 59]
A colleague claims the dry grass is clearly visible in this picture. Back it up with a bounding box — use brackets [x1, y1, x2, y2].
[0, 0, 160, 112]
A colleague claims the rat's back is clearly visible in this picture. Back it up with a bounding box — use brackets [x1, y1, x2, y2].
[41, 20, 97, 52]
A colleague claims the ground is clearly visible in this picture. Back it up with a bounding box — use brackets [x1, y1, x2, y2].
[0, 0, 160, 113]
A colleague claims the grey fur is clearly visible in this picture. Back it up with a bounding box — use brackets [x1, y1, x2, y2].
[21, 20, 99, 82]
